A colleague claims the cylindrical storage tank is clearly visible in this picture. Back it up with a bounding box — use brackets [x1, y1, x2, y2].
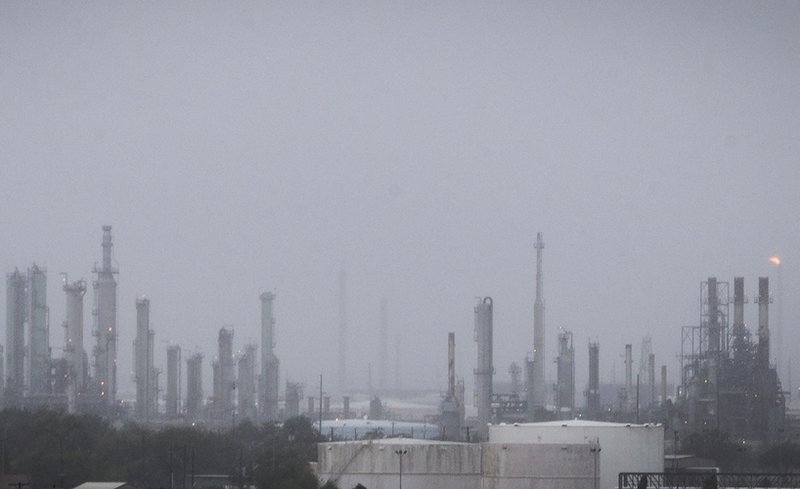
[318, 439, 481, 489]
[482, 443, 598, 489]
[489, 420, 664, 489]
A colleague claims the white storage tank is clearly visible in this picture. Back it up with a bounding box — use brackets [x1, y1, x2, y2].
[482, 443, 598, 489]
[317, 438, 481, 489]
[489, 420, 664, 489]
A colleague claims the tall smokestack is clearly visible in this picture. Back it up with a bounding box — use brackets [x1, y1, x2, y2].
[186, 353, 203, 420]
[338, 269, 347, 393]
[625, 344, 633, 410]
[474, 297, 493, 440]
[757, 277, 770, 370]
[93, 225, 118, 408]
[708, 277, 720, 352]
[734, 277, 745, 331]
[532, 232, 546, 411]
[134, 298, 156, 420]
[27, 264, 49, 396]
[166, 345, 181, 417]
[648, 353, 655, 407]
[237, 344, 257, 420]
[732, 277, 748, 362]
[448, 332, 456, 397]
[64, 279, 87, 414]
[6, 269, 26, 399]
[260, 292, 279, 421]
[587, 341, 600, 415]
[379, 298, 388, 391]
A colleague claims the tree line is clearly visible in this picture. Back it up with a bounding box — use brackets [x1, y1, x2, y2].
[0, 409, 323, 489]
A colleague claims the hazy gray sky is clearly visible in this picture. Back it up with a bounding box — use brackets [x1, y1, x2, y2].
[2, 2, 799, 402]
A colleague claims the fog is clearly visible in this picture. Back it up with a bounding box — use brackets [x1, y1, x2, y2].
[2, 2, 799, 402]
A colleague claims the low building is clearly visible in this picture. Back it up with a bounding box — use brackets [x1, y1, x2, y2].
[490, 420, 664, 489]
[482, 442, 598, 489]
[318, 438, 481, 489]
[73, 483, 136, 489]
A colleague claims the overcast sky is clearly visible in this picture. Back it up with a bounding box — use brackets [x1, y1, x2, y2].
[2, 2, 799, 404]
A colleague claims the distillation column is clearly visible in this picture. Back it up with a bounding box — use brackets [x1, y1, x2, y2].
[555, 330, 575, 415]
[185, 353, 204, 420]
[707, 277, 720, 353]
[586, 341, 600, 416]
[757, 277, 770, 371]
[93, 225, 118, 406]
[379, 298, 388, 391]
[166, 345, 181, 417]
[338, 269, 347, 393]
[648, 353, 656, 407]
[624, 344, 633, 411]
[238, 344, 257, 420]
[532, 233, 546, 412]
[732, 277, 748, 363]
[218, 327, 235, 421]
[134, 298, 156, 419]
[5, 270, 26, 399]
[474, 297, 493, 440]
[260, 292, 280, 421]
[27, 265, 49, 396]
[64, 279, 87, 413]
[440, 332, 462, 440]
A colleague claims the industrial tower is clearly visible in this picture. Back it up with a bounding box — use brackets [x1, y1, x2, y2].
[237, 343, 257, 420]
[555, 329, 574, 417]
[379, 298, 388, 391]
[166, 344, 181, 417]
[185, 353, 204, 419]
[27, 265, 49, 396]
[215, 327, 235, 421]
[440, 332, 464, 440]
[586, 341, 600, 417]
[63, 278, 87, 414]
[6, 270, 27, 400]
[532, 232, 546, 413]
[474, 296, 493, 440]
[134, 298, 157, 419]
[338, 269, 347, 393]
[93, 225, 118, 407]
[260, 292, 280, 421]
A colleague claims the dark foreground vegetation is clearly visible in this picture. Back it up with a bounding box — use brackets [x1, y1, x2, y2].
[679, 429, 800, 473]
[0, 409, 323, 489]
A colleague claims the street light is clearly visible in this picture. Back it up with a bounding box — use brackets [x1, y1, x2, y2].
[590, 445, 601, 489]
[394, 449, 408, 489]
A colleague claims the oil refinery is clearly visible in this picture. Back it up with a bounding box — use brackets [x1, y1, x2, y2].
[1, 226, 793, 463]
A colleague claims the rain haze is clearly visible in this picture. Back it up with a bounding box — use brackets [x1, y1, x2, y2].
[2, 2, 799, 406]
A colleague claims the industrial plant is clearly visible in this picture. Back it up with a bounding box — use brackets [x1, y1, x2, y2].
[1, 225, 794, 483]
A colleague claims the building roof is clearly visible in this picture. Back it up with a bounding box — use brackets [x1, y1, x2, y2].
[73, 482, 133, 489]
[496, 419, 662, 428]
[324, 437, 470, 446]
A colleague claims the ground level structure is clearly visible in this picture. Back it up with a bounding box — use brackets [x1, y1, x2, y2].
[490, 420, 664, 489]
[317, 437, 599, 489]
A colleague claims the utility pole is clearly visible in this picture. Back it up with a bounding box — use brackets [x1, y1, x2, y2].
[394, 449, 408, 489]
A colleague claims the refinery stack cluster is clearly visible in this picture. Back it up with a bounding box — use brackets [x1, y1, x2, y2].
[1, 226, 287, 425]
[3, 226, 119, 415]
[1, 226, 789, 444]
[443, 232, 787, 445]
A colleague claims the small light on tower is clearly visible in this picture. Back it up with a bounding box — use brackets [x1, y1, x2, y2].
[770, 256, 781, 266]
